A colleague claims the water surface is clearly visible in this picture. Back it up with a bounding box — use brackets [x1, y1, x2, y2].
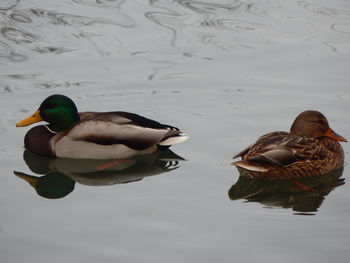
[1, 0, 350, 262]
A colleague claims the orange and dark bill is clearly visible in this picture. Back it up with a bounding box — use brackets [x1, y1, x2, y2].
[16, 110, 43, 127]
[325, 128, 347, 142]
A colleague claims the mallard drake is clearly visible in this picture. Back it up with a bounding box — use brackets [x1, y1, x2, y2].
[16, 94, 188, 159]
[232, 110, 347, 180]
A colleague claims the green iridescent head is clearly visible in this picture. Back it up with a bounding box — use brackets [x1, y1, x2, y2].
[17, 94, 80, 132]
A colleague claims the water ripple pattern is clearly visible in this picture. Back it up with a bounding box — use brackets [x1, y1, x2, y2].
[0, 0, 136, 65]
[0, 2, 350, 261]
[0, 0, 349, 85]
[0, 1, 348, 63]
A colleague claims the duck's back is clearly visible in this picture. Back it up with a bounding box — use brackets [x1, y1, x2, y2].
[48, 111, 186, 159]
[79, 111, 179, 130]
[233, 131, 345, 179]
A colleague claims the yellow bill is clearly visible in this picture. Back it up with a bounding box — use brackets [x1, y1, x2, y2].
[16, 110, 43, 127]
[13, 171, 39, 188]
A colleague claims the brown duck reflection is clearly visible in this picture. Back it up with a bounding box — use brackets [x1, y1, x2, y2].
[229, 167, 345, 214]
[14, 150, 185, 199]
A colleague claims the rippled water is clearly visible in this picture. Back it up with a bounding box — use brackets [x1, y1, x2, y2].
[1, 0, 350, 262]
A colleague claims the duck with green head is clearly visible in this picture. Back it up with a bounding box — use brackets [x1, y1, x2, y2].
[16, 94, 188, 159]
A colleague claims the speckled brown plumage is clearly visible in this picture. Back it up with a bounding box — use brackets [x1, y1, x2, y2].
[232, 111, 347, 180]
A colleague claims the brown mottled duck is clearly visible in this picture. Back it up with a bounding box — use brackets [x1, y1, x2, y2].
[232, 110, 347, 179]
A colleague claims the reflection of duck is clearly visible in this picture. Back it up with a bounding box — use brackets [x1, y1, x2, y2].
[15, 171, 75, 199]
[14, 149, 185, 199]
[232, 111, 347, 179]
[229, 167, 345, 214]
[16, 94, 188, 159]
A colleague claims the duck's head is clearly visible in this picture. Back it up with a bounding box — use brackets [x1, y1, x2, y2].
[290, 110, 347, 142]
[16, 94, 80, 132]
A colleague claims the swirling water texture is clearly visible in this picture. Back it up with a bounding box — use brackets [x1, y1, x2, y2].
[147, 0, 350, 55]
[0, 0, 136, 65]
[0, 0, 349, 84]
[0, 0, 349, 64]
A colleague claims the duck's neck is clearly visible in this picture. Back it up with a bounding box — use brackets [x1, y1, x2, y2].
[49, 111, 80, 132]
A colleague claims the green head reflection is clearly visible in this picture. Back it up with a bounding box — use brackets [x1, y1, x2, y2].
[14, 171, 75, 199]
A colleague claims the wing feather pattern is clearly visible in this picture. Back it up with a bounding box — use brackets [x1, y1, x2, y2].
[79, 111, 179, 130]
[67, 121, 176, 150]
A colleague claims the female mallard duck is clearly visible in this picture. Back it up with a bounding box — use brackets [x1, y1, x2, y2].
[232, 110, 347, 180]
[16, 94, 188, 159]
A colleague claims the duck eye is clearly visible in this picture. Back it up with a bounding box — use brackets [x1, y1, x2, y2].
[45, 103, 54, 109]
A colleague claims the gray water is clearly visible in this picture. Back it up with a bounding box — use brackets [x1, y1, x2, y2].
[1, 0, 350, 262]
